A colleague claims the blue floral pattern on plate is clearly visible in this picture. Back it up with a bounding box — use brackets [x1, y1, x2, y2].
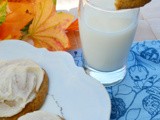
[68, 40, 160, 120]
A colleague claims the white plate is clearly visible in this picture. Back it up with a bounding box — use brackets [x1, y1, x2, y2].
[0, 40, 111, 120]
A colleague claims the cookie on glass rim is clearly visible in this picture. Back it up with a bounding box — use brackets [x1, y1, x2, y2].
[115, 0, 151, 9]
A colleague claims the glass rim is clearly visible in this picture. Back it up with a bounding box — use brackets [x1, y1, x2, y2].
[84, 0, 140, 13]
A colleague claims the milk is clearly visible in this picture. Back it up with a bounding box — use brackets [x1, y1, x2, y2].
[79, 1, 139, 72]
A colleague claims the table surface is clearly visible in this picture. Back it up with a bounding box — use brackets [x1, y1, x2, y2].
[57, 0, 160, 50]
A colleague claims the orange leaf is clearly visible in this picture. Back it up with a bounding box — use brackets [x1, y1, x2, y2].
[67, 19, 79, 31]
[7, 2, 34, 22]
[8, 2, 33, 12]
[0, 22, 22, 39]
[28, 0, 74, 51]
[8, 0, 35, 3]
[0, 2, 34, 39]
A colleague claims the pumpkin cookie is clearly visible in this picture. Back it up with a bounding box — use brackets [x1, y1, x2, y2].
[115, 0, 151, 9]
[0, 60, 48, 120]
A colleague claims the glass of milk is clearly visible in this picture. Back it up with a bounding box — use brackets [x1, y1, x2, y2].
[78, 0, 140, 86]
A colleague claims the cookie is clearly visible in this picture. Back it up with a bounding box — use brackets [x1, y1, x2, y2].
[115, 0, 151, 9]
[0, 71, 48, 120]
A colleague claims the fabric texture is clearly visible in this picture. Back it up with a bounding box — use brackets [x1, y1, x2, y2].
[69, 40, 160, 120]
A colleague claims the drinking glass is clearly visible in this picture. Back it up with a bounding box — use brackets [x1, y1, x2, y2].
[78, 0, 140, 86]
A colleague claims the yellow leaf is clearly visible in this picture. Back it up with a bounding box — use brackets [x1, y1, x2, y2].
[33, 36, 64, 51]
[33, 26, 69, 48]
[28, 0, 74, 51]
[36, 12, 74, 33]
[30, 0, 54, 33]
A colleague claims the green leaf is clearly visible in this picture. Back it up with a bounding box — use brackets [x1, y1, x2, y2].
[0, 1, 7, 25]
[21, 20, 32, 34]
[52, 0, 56, 5]
[21, 20, 33, 40]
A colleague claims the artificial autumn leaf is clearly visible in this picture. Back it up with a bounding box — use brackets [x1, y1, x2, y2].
[8, 0, 35, 2]
[0, 0, 7, 25]
[28, 0, 74, 51]
[0, 2, 34, 39]
[67, 19, 79, 31]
